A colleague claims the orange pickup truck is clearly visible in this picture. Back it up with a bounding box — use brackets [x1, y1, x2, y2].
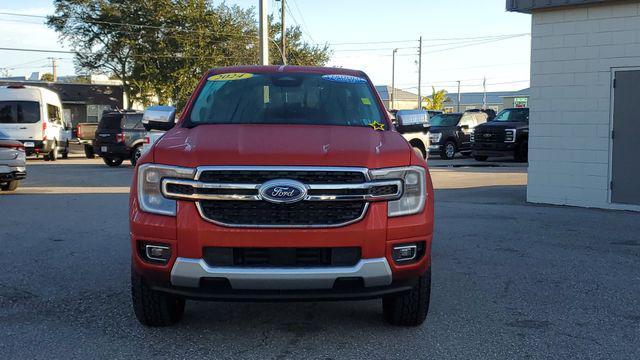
[129, 66, 435, 327]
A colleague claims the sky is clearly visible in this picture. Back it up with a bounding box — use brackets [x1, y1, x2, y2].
[0, 0, 532, 95]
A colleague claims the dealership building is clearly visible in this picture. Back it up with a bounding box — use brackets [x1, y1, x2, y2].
[509, 0, 640, 210]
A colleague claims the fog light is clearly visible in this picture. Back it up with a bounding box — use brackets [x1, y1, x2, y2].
[392, 244, 417, 262]
[145, 244, 171, 263]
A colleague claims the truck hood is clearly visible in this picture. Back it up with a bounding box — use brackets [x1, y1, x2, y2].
[476, 121, 527, 130]
[152, 124, 411, 168]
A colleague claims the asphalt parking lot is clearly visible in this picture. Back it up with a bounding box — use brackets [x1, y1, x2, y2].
[1, 157, 639, 359]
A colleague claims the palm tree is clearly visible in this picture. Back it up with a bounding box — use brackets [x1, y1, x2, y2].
[424, 87, 450, 110]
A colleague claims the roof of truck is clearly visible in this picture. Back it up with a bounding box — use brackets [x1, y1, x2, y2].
[207, 65, 367, 77]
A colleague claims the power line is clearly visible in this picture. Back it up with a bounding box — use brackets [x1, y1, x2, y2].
[425, 34, 528, 54]
[0, 12, 257, 39]
[325, 33, 530, 46]
[289, 0, 315, 43]
[0, 46, 223, 59]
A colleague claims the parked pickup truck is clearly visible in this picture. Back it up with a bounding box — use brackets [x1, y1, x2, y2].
[427, 111, 489, 159]
[130, 66, 435, 327]
[471, 107, 529, 162]
[94, 110, 146, 166]
[392, 109, 431, 159]
[76, 122, 98, 158]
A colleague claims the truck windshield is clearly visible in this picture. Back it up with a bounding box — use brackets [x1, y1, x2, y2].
[494, 108, 529, 122]
[188, 73, 384, 127]
[429, 114, 461, 127]
[0, 101, 40, 123]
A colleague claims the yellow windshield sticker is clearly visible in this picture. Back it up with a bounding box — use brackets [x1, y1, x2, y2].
[208, 73, 254, 81]
[369, 121, 385, 131]
[361, 97, 371, 105]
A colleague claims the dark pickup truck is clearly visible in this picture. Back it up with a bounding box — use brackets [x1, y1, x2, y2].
[427, 111, 489, 159]
[93, 110, 146, 167]
[471, 108, 529, 162]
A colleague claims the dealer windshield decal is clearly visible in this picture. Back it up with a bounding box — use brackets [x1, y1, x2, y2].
[208, 73, 254, 81]
[321, 74, 367, 84]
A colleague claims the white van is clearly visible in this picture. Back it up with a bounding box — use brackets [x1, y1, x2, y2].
[0, 85, 71, 160]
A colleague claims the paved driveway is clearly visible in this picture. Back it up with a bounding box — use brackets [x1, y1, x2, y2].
[1, 159, 638, 359]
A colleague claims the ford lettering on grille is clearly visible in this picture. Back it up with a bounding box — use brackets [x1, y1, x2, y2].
[259, 179, 307, 204]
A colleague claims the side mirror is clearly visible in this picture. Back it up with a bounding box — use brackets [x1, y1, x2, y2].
[143, 105, 176, 131]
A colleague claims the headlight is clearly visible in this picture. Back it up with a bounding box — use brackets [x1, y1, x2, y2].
[370, 166, 427, 217]
[428, 132, 442, 143]
[137, 164, 195, 216]
[504, 129, 516, 143]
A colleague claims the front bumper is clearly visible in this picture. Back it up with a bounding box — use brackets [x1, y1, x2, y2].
[428, 144, 442, 154]
[148, 277, 417, 302]
[0, 167, 27, 182]
[472, 142, 517, 157]
[171, 257, 392, 289]
[130, 164, 435, 301]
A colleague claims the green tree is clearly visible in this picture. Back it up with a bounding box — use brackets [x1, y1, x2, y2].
[40, 73, 55, 82]
[47, 1, 331, 110]
[424, 87, 450, 110]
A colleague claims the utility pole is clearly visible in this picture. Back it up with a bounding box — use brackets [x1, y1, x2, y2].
[482, 77, 487, 109]
[52, 57, 58, 82]
[417, 36, 422, 110]
[280, 0, 286, 64]
[391, 48, 398, 110]
[457, 80, 461, 113]
[259, 0, 269, 65]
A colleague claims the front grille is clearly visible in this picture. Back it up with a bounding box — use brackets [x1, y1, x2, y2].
[199, 170, 366, 184]
[474, 129, 505, 143]
[203, 247, 362, 267]
[199, 200, 366, 227]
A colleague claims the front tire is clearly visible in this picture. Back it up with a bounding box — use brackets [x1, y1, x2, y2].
[103, 157, 123, 167]
[440, 141, 456, 160]
[130, 145, 142, 166]
[131, 271, 185, 327]
[383, 268, 431, 326]
[1, 180, 19, 191]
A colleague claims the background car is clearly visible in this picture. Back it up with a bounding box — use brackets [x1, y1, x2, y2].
[392, 109, 431, 158]
[93, 110, 146, 167]
[428, 111, 489, 159]
[0, 85, 70, 161]
[471, 108, 529, 162]
[0, 130, 26, 191]
[76, 121, 98, 158]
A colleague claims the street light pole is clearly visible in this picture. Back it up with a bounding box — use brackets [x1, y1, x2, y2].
[259, 0, 269, 65]
[457, 80, 461, 113]
[391, 48, 398, 110]
[417, 36, 422, 110]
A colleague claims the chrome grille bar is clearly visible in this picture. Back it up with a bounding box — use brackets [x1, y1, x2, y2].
[161, 178, 403, 202]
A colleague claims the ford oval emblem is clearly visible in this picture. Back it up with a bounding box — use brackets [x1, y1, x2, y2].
[259, 179, 307, 204]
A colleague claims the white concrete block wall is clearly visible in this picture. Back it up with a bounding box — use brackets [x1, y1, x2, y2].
[528, 1, 640, 210]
